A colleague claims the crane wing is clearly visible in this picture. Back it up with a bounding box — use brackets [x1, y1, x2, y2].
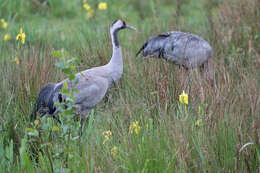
[68, 73, 110, 109]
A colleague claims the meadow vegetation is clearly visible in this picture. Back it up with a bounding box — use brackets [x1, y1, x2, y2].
[0, 0, 259, 172]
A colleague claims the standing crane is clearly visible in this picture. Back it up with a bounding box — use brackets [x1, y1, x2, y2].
[30, 19, 136, 130]
[136, 31, 214, 81]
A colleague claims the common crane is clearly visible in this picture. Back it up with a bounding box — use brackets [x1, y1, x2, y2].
[31, 19, 136, 130]
[136, 31, 214, 81]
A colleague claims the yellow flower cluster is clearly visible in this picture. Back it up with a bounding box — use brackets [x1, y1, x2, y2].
[1, 19, 10, 41]
[110, 146, 118, 157]
[4, 34, 10, 41]
[83, 3, 91, 10]
[83, 0, 95, 19]
[102, 130, 112, 144]
[12, 57, 20, 65]
[179, 90, 188, 104]
[195, 119, 202, 127]
[86, 9, 95, 18]
[129, 121, 141, 135]
[16, 28, 26, 44]
[98, 2, 107, 10]
[82, 1, 107, 19]
[1, 19, 8, 29]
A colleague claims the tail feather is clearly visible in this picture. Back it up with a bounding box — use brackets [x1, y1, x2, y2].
[136, 33, 170, 58]
[30, 83, 56, 121]
[136, 42, 148, 57]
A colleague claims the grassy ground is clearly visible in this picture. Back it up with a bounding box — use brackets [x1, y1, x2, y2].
[0, 0, 259, 172]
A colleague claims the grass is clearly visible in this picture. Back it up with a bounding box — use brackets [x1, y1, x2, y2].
[0, 0, 259, 172]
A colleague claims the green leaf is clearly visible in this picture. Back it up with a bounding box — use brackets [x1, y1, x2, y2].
[51, 50, 69, 58]
[255, 144, 260, 163]
[65, 97, 74, 102]
[64, 109, 73, 116]
[26, 128, 35, 133]
[63, 82, 68, 89]
[55, 62, 66, 69]
[67, 58, 76, 64]
[72, 88, 78, 93]
[80, 72, 85, 77]
[51, 50, 63, 58]
[72, 136, 79, 141]
[69, 74, 75, 80]
[61, 88, 69, 94]
[26, 128, 39, 137]
[62, 68, 71, 74]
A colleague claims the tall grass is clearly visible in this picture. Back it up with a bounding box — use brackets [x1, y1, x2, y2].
[0, 0, 259, 172]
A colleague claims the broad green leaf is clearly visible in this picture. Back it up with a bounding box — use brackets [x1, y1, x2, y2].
[69, 74, 76, 80]
[62, 68, 71, 74]
[80, 72, 85, 77]
[55, 62, 66, 69]
[51, 50, 69, 58]
[63, 82, 68, 89]
[72, 88, 78, 93]
[61, 88, 69, 94]
[26, 128, 39, 136]
[51, 50, 63, 58]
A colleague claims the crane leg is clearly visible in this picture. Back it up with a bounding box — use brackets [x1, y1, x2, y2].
[79, 109, 91, 136]
[201, 59, 214, 87]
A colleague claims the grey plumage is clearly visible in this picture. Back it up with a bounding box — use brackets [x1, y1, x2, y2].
[30, 83, 63, 122]
[136, 31, 213, 68]
[30, 19, 136, 128]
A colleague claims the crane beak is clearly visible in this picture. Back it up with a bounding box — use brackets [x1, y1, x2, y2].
[125, 24, 136, 31]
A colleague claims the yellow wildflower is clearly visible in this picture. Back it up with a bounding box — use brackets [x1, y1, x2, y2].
[16, 28, 26, 44]
[34, 120, 39, 126]
[86, 9, 95, 19]
[129, 121, 141, 135]
[83, 3, 91, 11]
[195, 119, 202, 127]
[111, 146, 118, 157]
[179, 90, 188, 104]
[102, 130, 112, 144]
[98, 2, 107, 10]
[103, 130, 112, 136]
[1, 19, 8, 29]
[47, 142, 52, 148]
[52, 126, 60, 132]
[12, 57, 20, 65]
[3, 34, 10, 41]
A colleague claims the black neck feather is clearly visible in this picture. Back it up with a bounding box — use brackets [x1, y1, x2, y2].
[112, 28, 120, 47]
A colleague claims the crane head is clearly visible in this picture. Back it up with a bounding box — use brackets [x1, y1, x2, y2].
[110, 19, 136, 32]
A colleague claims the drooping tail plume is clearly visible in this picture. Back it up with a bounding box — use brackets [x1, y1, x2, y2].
[30, 83, 57, 121]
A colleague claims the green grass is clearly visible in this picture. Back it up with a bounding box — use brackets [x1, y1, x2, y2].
[0, 0, 259, 172]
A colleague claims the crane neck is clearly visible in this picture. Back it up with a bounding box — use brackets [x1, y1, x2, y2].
[106, 27, 123, 83]
[110, 28, 120, 48]
[108, 28, 122, 66]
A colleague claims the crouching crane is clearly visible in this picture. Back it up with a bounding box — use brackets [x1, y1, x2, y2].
[30, 19, 136, 130]
[136, 31, 214, 82]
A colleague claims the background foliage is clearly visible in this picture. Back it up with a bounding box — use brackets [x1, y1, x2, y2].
[0, 0, 259, 172]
